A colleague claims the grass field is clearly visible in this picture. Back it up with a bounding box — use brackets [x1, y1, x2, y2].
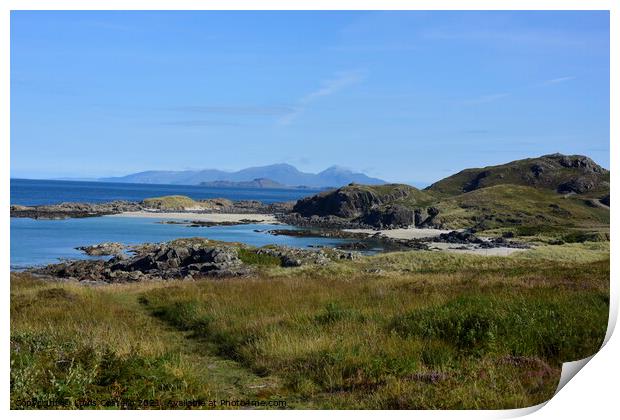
[10, 242, 609, 409]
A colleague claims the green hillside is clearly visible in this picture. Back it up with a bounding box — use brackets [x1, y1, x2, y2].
[426, 153, 609, 198]
[434, 184, 610, 236]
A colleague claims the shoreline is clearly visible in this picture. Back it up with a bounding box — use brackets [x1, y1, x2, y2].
[107, 211, 279, 224]
[343, 227, 452, 240]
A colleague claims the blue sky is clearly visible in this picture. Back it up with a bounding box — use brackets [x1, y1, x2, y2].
[10, 11, 609, 185]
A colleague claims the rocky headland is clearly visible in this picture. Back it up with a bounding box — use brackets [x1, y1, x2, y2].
[31, 238, 360, 284]
[10, 196, 294, 221]
[10, 201, 142, 219]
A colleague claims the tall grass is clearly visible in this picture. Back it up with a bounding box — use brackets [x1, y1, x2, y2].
[11, 242, 609, 409]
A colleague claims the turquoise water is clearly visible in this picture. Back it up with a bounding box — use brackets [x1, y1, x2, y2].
[10, 216, 349, 269]
[10, 179, 343, 269]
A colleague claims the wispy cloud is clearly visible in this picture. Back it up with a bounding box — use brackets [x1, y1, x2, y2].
[459, 75, 577, 107]
[279, 70, 365, 125]
[422, 28, 588, 49]
[542, 76, 576, 85]
[301, 72, 364, 103]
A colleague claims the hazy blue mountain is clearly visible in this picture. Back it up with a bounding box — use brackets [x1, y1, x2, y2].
[200, 178, 287, 189]
[99, 164, 386, 188]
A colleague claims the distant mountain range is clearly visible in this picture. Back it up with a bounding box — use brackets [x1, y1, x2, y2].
[99, 164, 386, 188]
[200, 178, 290, 189]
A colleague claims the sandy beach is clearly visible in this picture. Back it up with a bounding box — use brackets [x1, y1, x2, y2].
[109, 213, 527, 257]
[108, 211, 279, 224]
[343, 227, 527, 256]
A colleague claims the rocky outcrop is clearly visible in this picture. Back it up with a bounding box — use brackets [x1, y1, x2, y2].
[30, 239, 359, 283]
[293, 183, 418, 219]
[76, 242, 126, 256]
[433, 230, 529, 249]
[10, 201, 142, 219]
[11, 197, 295, 220]
[360, 205, 414, 228]
[34, 243, 249, 282]
[276, 213, 374, 229]
[255, 246, 359, 267]
[557, 178, 599, 194]
[414, 207, 440, 227]
[289, 183, 437, 229]
[600, 194, 610, 207]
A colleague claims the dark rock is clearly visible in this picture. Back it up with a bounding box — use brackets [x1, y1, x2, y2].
[530, 164, 544, 178]
[463, 170, 490, 192]
[600, 194, 610, 207]
[292, 184, 418, 220]
[294, 188, 382, 218]
[437, 230, 484, 244]
[557, 155, 604, 173]
[34, 242, 246, 282]
[360, 205, 414, 229]
[557, 177, 597, 194]
[75, 242, 126, 256]
[414, 207, 440, 227]
[434, 230, 529, 249]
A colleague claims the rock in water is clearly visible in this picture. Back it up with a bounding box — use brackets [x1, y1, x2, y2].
[76, 242, 126, 256]
[35, 243, 249, 282]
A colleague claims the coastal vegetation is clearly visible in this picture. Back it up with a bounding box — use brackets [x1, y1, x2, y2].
[291, 154, 610, 241]
[142, 195, 204, 211]
[11, 241, 609, 409]
[10, 153, 611, 409]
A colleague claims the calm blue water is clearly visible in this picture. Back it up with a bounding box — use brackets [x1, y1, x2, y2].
[11, 178, 322, 206]
[10, 217, 348, 269]
[10, 179, 343, 269]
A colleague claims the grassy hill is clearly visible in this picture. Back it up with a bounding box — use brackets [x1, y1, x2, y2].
[434, 184, 610, 236]
[290, 154, 610, 240]
[426, 153, 609, 198]
[142, 195, 202, 211]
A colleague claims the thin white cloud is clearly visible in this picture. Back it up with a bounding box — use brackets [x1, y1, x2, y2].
[279, 70, 365, 125]
[543, 76, 576, 85]
[458, 75, 577, 107]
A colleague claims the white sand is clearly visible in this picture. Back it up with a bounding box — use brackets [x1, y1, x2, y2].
[108, 211, 278, 224]
[343, 227, 452, 239]
[344, 227, 526, 256]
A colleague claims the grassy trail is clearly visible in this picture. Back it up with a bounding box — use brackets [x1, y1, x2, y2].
[11, 241, 610, 409]
[115, 290, 280, 402]
[10, 277, 283, 409]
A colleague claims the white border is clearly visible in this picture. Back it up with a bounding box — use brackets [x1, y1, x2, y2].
[2, 1, 617, 418]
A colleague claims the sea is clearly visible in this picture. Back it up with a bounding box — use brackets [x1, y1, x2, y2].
[10, 178, 349, 269]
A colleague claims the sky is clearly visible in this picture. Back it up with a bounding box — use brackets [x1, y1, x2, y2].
[10, 10, 610, 186]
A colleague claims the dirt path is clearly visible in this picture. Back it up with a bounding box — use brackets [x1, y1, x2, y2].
[110, 290, 281, 402]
